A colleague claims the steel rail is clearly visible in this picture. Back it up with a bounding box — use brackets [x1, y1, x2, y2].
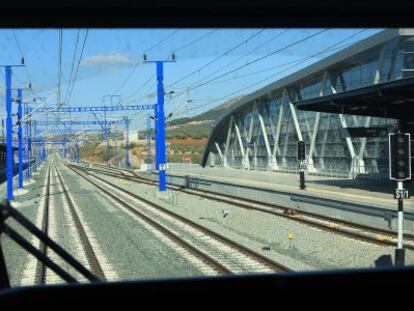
[52, 161, 106, 281]
[68, 165, 232, 275]
[35, 161, 51, 284]
[78, 162, 414, 250]
[68, 163, 291, 273]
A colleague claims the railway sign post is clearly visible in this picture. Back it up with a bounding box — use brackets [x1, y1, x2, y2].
[389, 132, 411, 267]
[297, 141, 306, 190]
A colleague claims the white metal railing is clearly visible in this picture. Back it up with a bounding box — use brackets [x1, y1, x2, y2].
[166, 162, 201, 171]
[212, 160, 390, 180]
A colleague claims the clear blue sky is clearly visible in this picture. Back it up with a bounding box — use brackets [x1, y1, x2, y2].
[0, 28, 382, 131]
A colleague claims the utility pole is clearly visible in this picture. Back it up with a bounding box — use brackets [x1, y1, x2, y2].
[144, 55, 175, 192]
[17, 89, 23, 189]
[124, 117, 130, 169]
[147, 117, 152, 172]
[24, 102, 30, 181]
[32, 116, 37, 172]
[102, 110, 109, 165]
[14, 86, 31, 189]
[2, 63, 25, 201]
[115, 131, 119, 167]
[103, 95, 120, 167]
[75, 142, 79, 163]
[5, 66, 13, 200]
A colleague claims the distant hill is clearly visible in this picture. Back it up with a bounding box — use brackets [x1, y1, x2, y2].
[164, 96, 243, 139]
[82, 96, 244, 166]
[167, 95, 244, 127]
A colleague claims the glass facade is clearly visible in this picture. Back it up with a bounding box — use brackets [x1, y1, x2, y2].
[206, 34, 409, 178]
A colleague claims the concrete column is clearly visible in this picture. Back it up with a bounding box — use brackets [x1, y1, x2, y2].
[282, 120, 291, 167]
[374, 45, 386, 84]
[258, 111, 277, 170]
[215, 142, 224, 165]
[307, 112, 321, 173]
[223, 115, 234, 168]
[272, 91, 286, 160]
[288, 92, 304, 142]
[234, 120, 249, 169]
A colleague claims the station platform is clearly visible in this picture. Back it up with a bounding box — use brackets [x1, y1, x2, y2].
[151, 167, 414, 233]
[165, 167, 414, 210]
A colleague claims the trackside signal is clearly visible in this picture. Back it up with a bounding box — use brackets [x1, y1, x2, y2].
[297, 141, 306, 161]
[297, 140, 306, 190]
[389, 132, 411, 181]
[389, 132, 411, 268]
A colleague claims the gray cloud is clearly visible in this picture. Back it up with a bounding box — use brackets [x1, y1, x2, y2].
[81, 52, 134, 67]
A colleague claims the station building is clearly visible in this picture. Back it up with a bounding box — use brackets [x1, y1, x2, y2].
[202, 29, 414, 179]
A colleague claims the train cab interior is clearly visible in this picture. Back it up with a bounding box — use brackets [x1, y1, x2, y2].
[1, 1, 414, 308]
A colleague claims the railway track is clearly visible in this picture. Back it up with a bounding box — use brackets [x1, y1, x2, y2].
[34, 161, 51, 284]
[28, 159, 106, 285]
[52, 160, 106, 281]
[67, 163, 291, 274]
[77, 162, 414, 251]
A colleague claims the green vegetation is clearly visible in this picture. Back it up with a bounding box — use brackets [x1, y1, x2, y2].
[80, 142, 118, 162]
[167, 153, 202, 164]
[166, 95, 243, 127]
[125, 142, 138, 149]
[79, 142, 100, 159]
[138, 96, 242, 140]
[78, 96, 240, 165]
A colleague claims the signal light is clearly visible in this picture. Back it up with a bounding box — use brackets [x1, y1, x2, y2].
[389, 133, 411, 180]
[143, 53, 147, 61]
[297, 140, 306, 161]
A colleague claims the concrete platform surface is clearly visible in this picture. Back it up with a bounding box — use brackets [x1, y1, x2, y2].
[166, 167, 414, 211]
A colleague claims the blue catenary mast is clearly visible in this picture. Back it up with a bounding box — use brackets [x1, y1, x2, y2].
[17, 89, 23, 189]
[5, 66, 13, 200]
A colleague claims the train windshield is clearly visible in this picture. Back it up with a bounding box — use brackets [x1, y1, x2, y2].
[0, 28, 413, 287]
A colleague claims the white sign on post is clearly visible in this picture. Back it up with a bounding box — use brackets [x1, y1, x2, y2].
[159, 163, 166, 171]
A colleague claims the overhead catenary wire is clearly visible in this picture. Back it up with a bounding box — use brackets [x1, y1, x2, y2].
[122, 29, 217, 103]
[192, 29, 289, 86]
[65, 29, 89, 107]
[175, 29, 368, 117]
[63, 29, 81, 107]
[186, 38, 364, 88]
[167, 29, 266, 88]
[170, 28, 330, 99]
[125, 29, 330, 106]
[172, 29, 217, 54]
[57, 29, 63, 108]
[112, 29, 180, 96]
[122, 74, 155, 102]
[11, 30, 35, 96]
